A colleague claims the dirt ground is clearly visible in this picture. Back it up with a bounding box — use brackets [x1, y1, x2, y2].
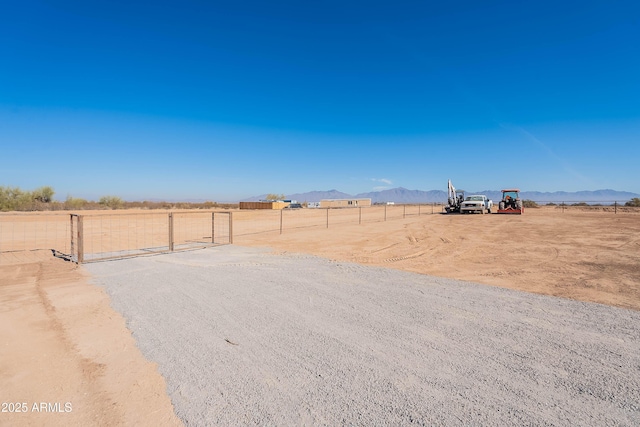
[237, 206, 640, 311]
[1, 206, 639, 425]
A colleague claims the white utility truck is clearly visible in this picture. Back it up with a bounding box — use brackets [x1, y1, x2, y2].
[460, 195, 493, 214]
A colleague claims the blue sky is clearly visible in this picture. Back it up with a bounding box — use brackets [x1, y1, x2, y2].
[1, 0, 639, 201]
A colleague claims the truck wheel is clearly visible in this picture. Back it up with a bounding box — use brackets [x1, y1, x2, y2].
[499, 201, 505, 210]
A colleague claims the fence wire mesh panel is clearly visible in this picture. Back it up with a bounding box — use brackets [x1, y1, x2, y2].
[231, 204, 447, 243]
[172, 211, 231, 250]
[80, 212, 170, 262]
[76, 211, 231, 263]
[0, 213, 71, 265]
[232, 210, 281, 237]
[281, 208, 331, 231]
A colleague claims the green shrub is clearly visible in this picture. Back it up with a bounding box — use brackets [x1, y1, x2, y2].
[523, 200, 538, 208]
[99, 195, 124, 209]
[64, 196, 88, 210]
[33, 186, 55, 203]
[625, 198, 640, 207]
[0, 185, 55, 211]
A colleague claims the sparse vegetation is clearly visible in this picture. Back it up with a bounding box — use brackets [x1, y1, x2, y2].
[0, 185, 56, 211]
[33, 186, 55, 203]
[64, 196, 91, 210]
[523, 200, 538, 208]
[265, 193, 286, 201]
[99, 196, 125, 210]
[0, 185, 239, 211]
[625, 198, 640, 207]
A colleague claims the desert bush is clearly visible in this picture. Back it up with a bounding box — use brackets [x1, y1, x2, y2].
[32, 186, 55, 203]
[265, 193, 286, 201]
[523, 200, 538, 208]
[64, 196, 89, 210]
[571, 202, 589, 206]
[99, 195, 124, 209]
[0, 185, 53, 211]
[625, 198, 640, 207]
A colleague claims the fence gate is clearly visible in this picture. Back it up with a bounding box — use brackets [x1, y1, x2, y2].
[71, 211, 232, 263]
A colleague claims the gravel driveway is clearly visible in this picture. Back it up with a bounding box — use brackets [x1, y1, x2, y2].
[85, 246, 640, 426]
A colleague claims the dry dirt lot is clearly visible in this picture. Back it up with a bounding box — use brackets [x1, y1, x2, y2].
[1, 206, 639, 425]
[236, 206, 640, 311]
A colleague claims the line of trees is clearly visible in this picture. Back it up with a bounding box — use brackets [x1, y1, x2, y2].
[0, 186, 236, 212]
[0, 186, 56, 211]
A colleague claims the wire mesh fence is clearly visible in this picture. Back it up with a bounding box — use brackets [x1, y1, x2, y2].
[0, 211, 232, 265]
[75, 211, 232, 263]
[3, 202, 637, 265]
[0, 213, 72, 265]
[232, 204, 444, 239]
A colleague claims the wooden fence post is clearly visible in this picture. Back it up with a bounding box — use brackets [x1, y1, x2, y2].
[77, 215, 84, 264]
[168, 213, 174, 251]
[70, 214, 75, 258]
[212, 212, 215, 244]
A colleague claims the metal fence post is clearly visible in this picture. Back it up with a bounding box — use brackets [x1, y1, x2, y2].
[229, 212, 233, 244]
[168, 212, 174, 251]
[403, 205, 406, 219]
[615, 201, 617, 214]
[326, 208, 329, 228]
[280, 209, 283, 234]
[384, 205, 387, 221]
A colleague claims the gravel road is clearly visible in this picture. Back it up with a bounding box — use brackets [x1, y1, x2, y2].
[85, 246, 640, 426]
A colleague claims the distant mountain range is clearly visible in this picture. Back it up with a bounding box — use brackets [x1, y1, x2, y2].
[244, 187, 640, 204]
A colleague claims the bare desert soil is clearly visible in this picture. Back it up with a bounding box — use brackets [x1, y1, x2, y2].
[236, 206, 640, 311]
[0, 254, 182, 426]
[1, 206, 639, 425]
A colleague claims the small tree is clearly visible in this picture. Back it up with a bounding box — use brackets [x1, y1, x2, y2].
[33, 186, 55, 203]
[265, 193, 286, 201]
[0, 186, 35, 211]
[625, 198, 640, 207]
[523, 199, 538, 208]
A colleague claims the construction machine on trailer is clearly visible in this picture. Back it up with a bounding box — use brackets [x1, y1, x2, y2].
[444, 180, 465, 213]
[497, 189, 524, 214]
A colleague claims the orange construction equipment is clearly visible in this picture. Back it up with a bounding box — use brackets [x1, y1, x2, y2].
[497, 189, 524, 214]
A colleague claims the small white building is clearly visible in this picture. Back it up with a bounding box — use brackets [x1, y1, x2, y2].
[319, 198, 372, 208]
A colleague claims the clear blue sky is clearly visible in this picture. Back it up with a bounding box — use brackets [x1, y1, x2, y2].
[1, 0, 639, 201]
